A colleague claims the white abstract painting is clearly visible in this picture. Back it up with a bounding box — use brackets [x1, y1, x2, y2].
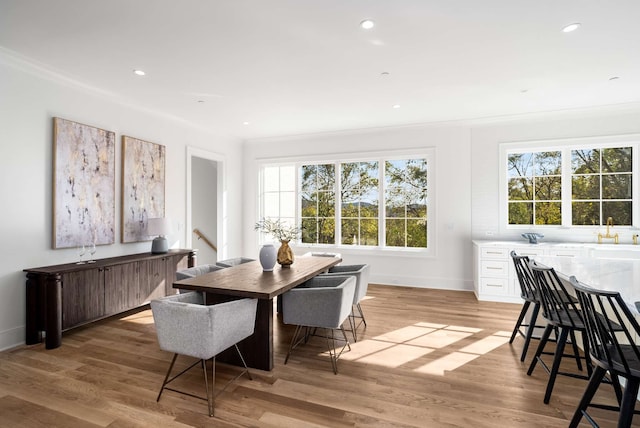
[53, 117, 116, 248]
[121, 136, 165, 243]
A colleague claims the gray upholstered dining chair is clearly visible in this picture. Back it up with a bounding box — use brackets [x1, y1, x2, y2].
[319, 264, 370, 341]
[175, 264, 224, 280]
[150, 292, 257, 417]
[216, 257, 255, 268]
[175, 264, 225, 293]
[282, 275, 356, 374]
[302, 251, 342, 259]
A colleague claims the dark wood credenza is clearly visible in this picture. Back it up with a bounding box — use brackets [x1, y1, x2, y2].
[24, 249, 196, 349]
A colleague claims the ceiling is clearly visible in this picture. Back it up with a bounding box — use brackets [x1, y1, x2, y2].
[2, 0, 640, 141]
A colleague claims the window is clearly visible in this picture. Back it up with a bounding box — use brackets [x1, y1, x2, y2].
[262, 165, 296, 228]
[503, 138, 636, 228]
[341, 161, 379, 245]
[301, 164, 336, 244]
[385, 159, 428, 247]
[258, 153, 431, 250]
[571, 147, 632, 226]
[507, 151, 562, 225]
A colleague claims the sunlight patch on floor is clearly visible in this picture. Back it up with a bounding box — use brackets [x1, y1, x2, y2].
[458, 333, 510, 354]
[373, 325, 437, 342]
[336, 321, 512, 375]
[414, 351, 480, 375]
[414, 332, 510, 376]
[406, 329, 472, 348]
[341, 341, 434, 367]
[121, 312, 155, 324]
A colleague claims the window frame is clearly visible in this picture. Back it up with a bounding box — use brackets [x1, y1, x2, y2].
[499, 134, 640, 231]
[257, 149, 435, 257]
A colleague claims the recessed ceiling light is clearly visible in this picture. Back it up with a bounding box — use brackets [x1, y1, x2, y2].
[520, 89, 529, 93]
[392, 104, 400, 109]
[381, 71, 390, 77]
[133, 69, 146, 76]
[243, 121, 250, 125]
[360, 19, 375, 29]
[562, 23, 581, 33]
[197, 100, 205, 103]
[609, 76, 620, 81]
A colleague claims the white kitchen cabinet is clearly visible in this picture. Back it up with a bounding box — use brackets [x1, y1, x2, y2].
[473, 241, 587, 303]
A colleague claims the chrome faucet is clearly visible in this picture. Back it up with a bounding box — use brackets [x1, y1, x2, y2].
[598, 217, 619, 244]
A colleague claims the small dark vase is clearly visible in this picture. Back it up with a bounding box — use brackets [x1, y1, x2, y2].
[277, 240, 294, 268]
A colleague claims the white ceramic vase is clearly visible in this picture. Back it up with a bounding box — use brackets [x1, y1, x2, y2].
[259, 244, 277, 271]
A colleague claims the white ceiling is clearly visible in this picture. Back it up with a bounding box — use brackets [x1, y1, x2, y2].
[2, 0, 640, 141]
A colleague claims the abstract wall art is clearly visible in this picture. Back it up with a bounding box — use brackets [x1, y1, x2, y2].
[53, 117, 116, 248]
[121, 135, 166, 243]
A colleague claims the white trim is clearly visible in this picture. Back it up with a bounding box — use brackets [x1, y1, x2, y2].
[186, 146, 227, 260]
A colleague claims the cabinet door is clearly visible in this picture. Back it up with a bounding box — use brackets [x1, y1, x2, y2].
[165, 254, 189, 295]
[140, 259, 167, 304]
[104, 262, 140, 314]
[61, 269, 105, 330]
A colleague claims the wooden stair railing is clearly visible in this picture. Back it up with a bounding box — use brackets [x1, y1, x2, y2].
[193, 228, 218, 253]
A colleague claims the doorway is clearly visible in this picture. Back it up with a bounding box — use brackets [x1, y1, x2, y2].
[186, 147, 226, 265]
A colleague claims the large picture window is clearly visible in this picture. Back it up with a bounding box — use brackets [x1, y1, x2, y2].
[258, 153, 431, 251]
[504, 139, 636, 228]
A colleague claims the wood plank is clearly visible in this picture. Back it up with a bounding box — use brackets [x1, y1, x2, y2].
[0, 284, 631, 427]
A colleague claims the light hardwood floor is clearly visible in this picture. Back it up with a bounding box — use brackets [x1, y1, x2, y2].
[0, 285, 632, 427]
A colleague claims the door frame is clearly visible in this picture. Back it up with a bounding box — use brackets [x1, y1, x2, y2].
[186, 146, 227, 260]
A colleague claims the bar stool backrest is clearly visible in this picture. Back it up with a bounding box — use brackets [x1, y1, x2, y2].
[511, 251, 536, 302]
[529, 260, 583, 328]
[569, 277, 640, 378]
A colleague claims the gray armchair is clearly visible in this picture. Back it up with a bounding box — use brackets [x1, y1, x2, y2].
[175, 264, 225, 294]
[150, 292, 257, 417]
[216, 257, 255, 268]
[282, 275, 356, 374]
[176, 264, 224, 280]
[320, 264, 370, 341]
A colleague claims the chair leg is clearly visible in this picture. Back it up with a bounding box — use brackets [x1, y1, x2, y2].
[510, 300, 531, 344]
[356, 302, 367, 327]
[544, 327, 569, 404]
[348, 308, 358, 342]
[619, 377, 640, 428]
[521, 303, 540, 362]
[201, 358, 214, 417]
[157, 353, 179, 402]
[569, 365, 607, 428]
[569, 329, 583, 372]
[284, 325, 304, 365]
[325, 326, 352, 375]
[235, 344, 253, 381]
[528, 323, 553, 376]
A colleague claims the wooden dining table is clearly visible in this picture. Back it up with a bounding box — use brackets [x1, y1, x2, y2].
[173, 255, 342, 371]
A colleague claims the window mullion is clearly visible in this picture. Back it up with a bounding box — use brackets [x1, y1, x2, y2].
[379, 158, 385, 247]
[561, 148, 572, 226]
[336, 162, 342, 245]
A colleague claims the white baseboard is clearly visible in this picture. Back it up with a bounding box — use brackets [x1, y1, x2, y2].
[0, 325, 24, 352]
[371, 274, 473, 292]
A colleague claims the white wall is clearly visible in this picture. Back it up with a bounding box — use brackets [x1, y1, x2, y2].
[243, 125, 473, 291]
[471, 108, 640, 243]
[243, 105, 640, 293]
[0, 53, 244, 351]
